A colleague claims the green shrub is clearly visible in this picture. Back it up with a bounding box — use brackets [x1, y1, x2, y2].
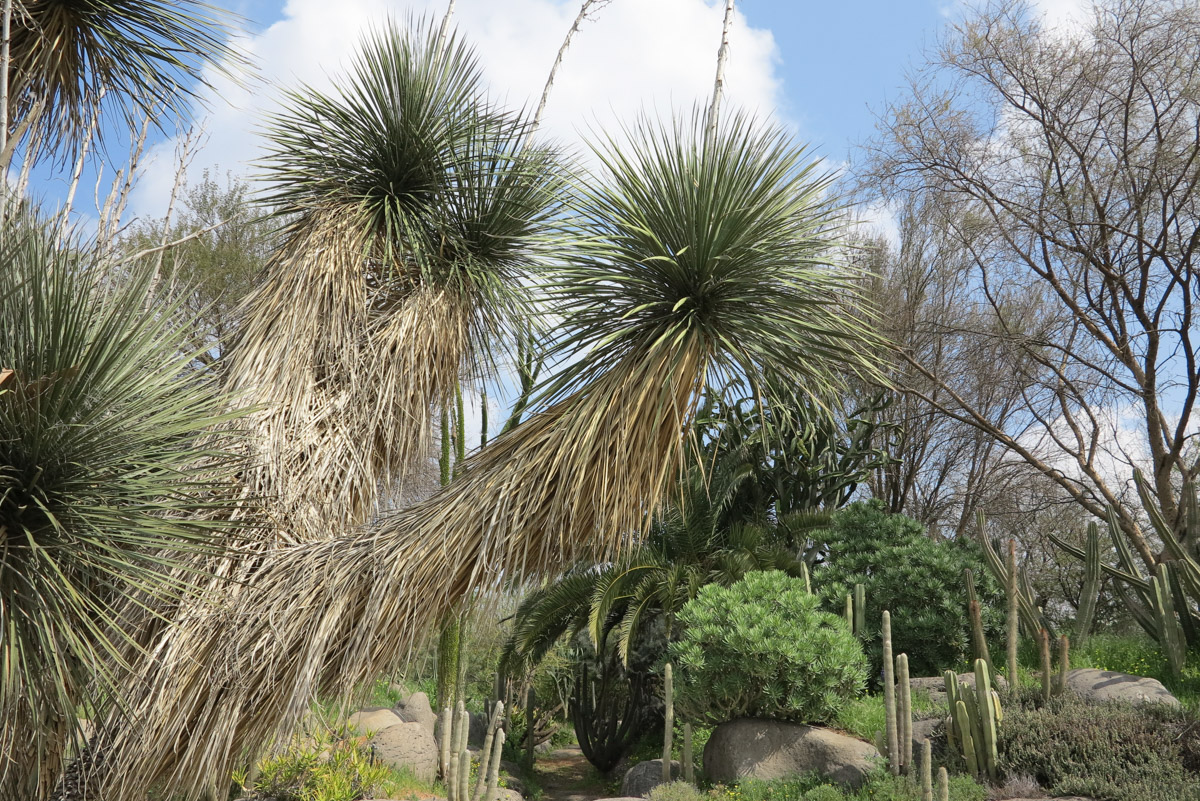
[238, 727, 414, 801]
[999, 690, 1200, 801]
[669, 571, 867, 725]
[813, 501, 1003, 680]
[648, 781, 707, 801]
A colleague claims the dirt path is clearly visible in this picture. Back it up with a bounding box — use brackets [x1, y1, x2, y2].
[532, 746, 613, 801]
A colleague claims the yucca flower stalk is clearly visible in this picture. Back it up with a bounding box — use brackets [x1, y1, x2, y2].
[101, 108, 883, 801]
[0, 213, 248, 800]
[224, 19, 566, 540]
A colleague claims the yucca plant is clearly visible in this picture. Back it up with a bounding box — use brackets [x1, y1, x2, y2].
[224, 18, 566, 539]
[2, 0, 244, 163]
[100, 108, 883, 801]
[0, 212, 246, 800]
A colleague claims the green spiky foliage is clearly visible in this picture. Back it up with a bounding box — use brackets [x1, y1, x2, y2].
[5, 0, 244, 163]
[0, 214, 245, 799]
[99, 107, 883, 801]
[225, 17, 567, 538]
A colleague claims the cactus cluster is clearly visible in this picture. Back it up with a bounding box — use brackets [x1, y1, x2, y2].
[442, 700, 505, 801]
[1049, 472, 1199, 678]
[943, 659, 1001, 781]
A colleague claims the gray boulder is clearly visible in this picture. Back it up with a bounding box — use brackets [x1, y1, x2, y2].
[395, 691, 438, 731]
[495, 789, 524, 801]
[349, 706, 439, 782]
[621, 759, 682, 797]
[704, 719, 881, 788]
[1064, 668, 1179, 707]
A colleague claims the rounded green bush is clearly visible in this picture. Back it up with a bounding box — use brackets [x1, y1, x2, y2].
[668, 570, 867, 725]
[814, 501, 1003, 680]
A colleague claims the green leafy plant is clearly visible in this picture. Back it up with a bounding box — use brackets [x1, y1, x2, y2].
[240, 728, 410, 801]
[647, 781, 707, 801]
[670, 571, 866, 725]
[815, 502, 1003, 679]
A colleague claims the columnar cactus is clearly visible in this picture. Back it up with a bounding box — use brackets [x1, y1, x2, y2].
[878, 611, 911, 775]
[1057, 635, 1070, 696]
[937, 766, 949, 801]
[920, 738, 932, 801]
[1006, 539, 1019, 690]
[965, 568, 993, 674]
[943, 658, 1001, 781]
[1038, 628, 1052, 702]
[881, 610, 900, 776]
[1152, 562, 1187, 677]
[1074, 523, 1102, 644]
[471, 701, 505, 801]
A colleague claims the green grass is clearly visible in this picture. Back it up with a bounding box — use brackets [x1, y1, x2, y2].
[833, 689, 938, 742]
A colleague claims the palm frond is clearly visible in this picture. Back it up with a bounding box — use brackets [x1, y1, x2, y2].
[7, 0, 246, 161]
[0, 212, 247, 800]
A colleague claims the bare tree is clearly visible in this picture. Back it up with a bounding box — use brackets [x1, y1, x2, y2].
[861, 0, 1200, 568]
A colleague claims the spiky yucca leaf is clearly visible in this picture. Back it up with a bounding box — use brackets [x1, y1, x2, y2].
[0, 214, 246, 800]
[225, 20, 566, 538]
[6, 0, 244, 161]
[102, 110, 880, 801]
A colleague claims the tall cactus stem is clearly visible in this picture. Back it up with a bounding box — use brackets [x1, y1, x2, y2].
[1057, 635, 1070, 696]
[1075, 523, 1102, 645]
[440, 705, 452, 780]
[1038, 628, 1052, 702]
[898, 653, 912, 773]
[854, 583, 866, 636]
[937, 766, 950, 801]
[1006, 539, 1020, 690]
[974, 659, 999, 780]
[472, 701, 505, 801]
[920, 739, 933, 801]
[457, 705, 471, 801]
[662, 661, 674, 783]
[845, 594, 854, 632]
[882, 610, 899, 775]
[953, 698, 979, 777]
[484, 729, 505, 801]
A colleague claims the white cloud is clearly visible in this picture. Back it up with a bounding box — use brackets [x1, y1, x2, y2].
[128, 0, 785, 219]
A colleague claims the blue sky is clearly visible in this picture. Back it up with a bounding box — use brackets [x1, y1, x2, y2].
[33, 0, 1019, 227]
[216, 0, 954, 164]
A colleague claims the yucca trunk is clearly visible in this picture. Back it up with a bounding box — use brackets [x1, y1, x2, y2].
[99, 342, 706, 801]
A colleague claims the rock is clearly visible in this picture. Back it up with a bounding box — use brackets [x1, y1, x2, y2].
[621, 759, 682, 797]
[496, 789, 524, 801]
[349, 707, 439, 782]
[350, 706, 404, 733]
[395, 691, 438, 730]
[704, 719, 881, 788]
[910, 717, 941, 754]
[1064, 668, 1180, 707]
[909, 672, 1007, 706]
